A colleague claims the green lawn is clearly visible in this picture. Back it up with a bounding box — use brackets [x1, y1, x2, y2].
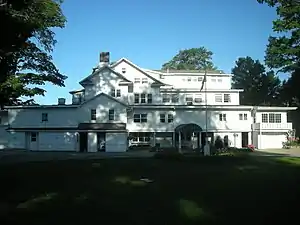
[0, 155, 300, 225]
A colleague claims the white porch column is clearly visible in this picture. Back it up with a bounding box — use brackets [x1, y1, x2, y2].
[153, 132, 156, 147]
[178, 132, 182, 153]
[88, 132, 97, 152]
[173, 132, 176, 147]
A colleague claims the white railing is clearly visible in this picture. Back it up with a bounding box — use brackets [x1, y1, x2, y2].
[253, 123, 292, 130]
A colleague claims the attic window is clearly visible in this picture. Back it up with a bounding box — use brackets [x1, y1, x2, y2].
[122, 68, 126, 73]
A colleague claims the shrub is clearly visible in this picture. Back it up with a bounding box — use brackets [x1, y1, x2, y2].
[214, 136, 224, 150]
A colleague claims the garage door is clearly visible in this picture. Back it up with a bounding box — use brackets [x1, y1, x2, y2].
[260, 133, 286, 149]
[39, 132, 77, 151]
[106, 133, 127, 152]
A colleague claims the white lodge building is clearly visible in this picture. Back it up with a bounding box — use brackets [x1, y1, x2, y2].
[0, 52, 297, 152]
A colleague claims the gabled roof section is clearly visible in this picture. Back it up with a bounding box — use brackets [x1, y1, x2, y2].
[111, 58, 166, 85]
[79, 65, 131, 86]
[79, 92, 128, 107]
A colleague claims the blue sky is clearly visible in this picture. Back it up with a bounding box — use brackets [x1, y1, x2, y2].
[36, 0, 278, 104]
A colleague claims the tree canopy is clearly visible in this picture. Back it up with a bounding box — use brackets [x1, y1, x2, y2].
[161, 47, 217, 70]
[232, 57, 282, 106]
[0, 0, 67, 107]
[257, 0, 300, 72]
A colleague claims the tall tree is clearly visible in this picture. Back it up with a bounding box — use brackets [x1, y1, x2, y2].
[0, 0, 67, 107]
[257, 0, 300, 73]
[232, 57, 282, 106]
[161, 47, 217, 70]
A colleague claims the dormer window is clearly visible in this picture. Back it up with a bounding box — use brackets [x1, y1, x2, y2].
[121, 68, 126, 73]
[142, 78, 148, 84]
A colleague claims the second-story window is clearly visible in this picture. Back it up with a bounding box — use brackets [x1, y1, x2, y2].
[224, 94, 231, 103]
[186, 94, 193, 103]
[116, 89, 121, 97]
[162, 94, 170, 103]
[262, 114, 268, 123]
[160, 114, 165, 123]
[168, 114, 173, 123]
[239, 113, 247, 120]
[147, 94, 152, 103]
[215, 94, 222, 103]
[134, 78, 140, 83]
[141, 94, 146, 103]
[91, 109, 96, 120]
[219, 114, 226, 121]
[187, 77, 191, 82]
[108, 109, 115, 121]
[269, 113, 281, 123]
[110, 88, 115, 97]
[42, 113, 48, 122]
[142, 78, 148, 84]
[171, 94, 179, 103]
[194, 94, 203, 103]
[134, 94, 139, 103]
[133, 114, 147, 123]
[128, 85, 133, 93]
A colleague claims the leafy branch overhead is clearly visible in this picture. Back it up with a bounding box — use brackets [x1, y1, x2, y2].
[257, 0, 300, 72]
[0, 0, 67, 107]
[162, 47, 217, 70]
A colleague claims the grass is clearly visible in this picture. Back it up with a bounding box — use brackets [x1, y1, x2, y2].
[0, 155, 300, 225]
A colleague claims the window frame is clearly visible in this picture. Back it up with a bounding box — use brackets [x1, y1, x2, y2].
[108, 109, 115, 121]
[116, 89, 121, 97]
[262, 113, 268, 123]
[91, 109, 96, 120]
[219, 113, 226, 121]
[168, 114, 173, 123]
[42, 113, 48, 122]
[110, 88, 115, 97]
[147, 94, 152, 104]
[223, 94, 231, 103]
[160, 114, 165, 123]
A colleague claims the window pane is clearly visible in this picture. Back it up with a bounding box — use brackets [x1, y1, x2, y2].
[224, 94, 231, 103]
[269, 113, 275, 123]
[194, 95, 203, 103]
[109, 109, 114, 120]
[134, 94, 139, 103]
[42, 113, 48, 122]
[91, 109, 96, 120]
[134, 78, 140, 83]
[198, 77, 203, 82]
[262, 114, 268, 123]
[168, 114, 173, 123]
[111, 88, 115, 97]
[171, 94, 179, 103]
[215, 94, 222, 103]
[244, 114, 247, 120]
[275, 114, 281, 123]
[186, 94, 193, 102]
[133, 114, 140, 123]
[142, 78, 148, 84]
[162, 94, 170, 103]
[116, 89, 121, 97]
[223, 114, 226, 121]
[239, 114, 243, 120]
[187, 77, 191, 82]
[141, 94, 146, 103]
[141, 114, 147, 123]
[160, 114, 165, 123]
[147, 94, 152, 103]
[128, 85, 133, 93]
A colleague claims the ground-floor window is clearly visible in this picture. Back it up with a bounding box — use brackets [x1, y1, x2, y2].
[130, 132, 152, 143]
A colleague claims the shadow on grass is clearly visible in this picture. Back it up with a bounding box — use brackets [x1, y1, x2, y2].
[0, 156, 299, 225]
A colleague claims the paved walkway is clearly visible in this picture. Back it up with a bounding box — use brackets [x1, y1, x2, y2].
[253, 148, 300, 157]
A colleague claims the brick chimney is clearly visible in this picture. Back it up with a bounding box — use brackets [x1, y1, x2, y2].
[99, 52, 110, 67]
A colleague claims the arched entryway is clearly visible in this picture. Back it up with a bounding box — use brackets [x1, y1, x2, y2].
[174, 123, 202, 151]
